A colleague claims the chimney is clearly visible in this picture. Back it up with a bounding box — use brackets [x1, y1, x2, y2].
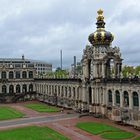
[22, 54, 25, 60]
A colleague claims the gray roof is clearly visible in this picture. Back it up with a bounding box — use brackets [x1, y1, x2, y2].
[0, 58, 52, 65]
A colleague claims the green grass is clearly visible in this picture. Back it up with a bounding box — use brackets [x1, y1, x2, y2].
[25, 103, 60, 112]
[134, 136, 140, 140]
[0, 126, 69, 140]
[101, 131, 135, 139]
[76, 122, 136, 139]
[76, 122, 120, 135]
[0, 106, 24, 120]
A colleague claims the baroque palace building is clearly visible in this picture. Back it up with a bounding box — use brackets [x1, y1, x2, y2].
[36, 9, 140, 128]
[0, 9, 140, 128]
[0, 57, 36, 102]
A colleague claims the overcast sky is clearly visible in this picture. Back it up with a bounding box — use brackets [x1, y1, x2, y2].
[0, 0, 139, 68]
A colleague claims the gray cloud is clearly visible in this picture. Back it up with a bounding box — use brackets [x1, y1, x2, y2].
[0, 0, 139, 68]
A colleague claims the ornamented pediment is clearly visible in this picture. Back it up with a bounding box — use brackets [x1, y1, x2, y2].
[82, 45, 93, 60]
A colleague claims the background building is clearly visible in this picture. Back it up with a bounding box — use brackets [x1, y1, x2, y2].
[0, 55, 52, 77]
[0, 55, 52, 102]
[29, 59, 52, 76]
[0, 57, 36, 102]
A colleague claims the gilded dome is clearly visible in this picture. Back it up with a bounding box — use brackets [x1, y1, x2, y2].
[88, 9, 114, 46]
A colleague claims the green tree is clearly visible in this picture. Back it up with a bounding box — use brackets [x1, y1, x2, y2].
[122, 65, 134, 77]
[54, 67, 69, 78]
[134, 66, 140, 75]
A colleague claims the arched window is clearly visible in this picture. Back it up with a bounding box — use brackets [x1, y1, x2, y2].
[9, 71, 14, 79]
[73, 87, 75, 98]
[89, 87, 92, 104]
[16, 71, 20, 79]
[77, 87, 79, 99]
[29, 84, 33, 92]
[29, 71, 33, 78]
[9, 85, 14, 93]
[133, 92, 139, 107]
[124, 91, 129, 106]
[65, 87, 67, 97]
[115, 90, 120, 104]
[55, 86, 57, 94]
[1, 71, 6, 79]
[49, 86, 51, 94]
[108, 90, 112, 103]
[61, 86, 63, 97]
[2, 85, 7, 93]
[22, 84, 27, 93]
[16, 85, 20, 93]
[22, 71, 27, 79]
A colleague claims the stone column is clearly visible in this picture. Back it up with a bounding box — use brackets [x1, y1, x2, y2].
[102, 88, 105, 105]
[7, 85, 9, 93]
[75, 87, 78, 100]
[27, 71, 29, 79]
[82, 85, 86, 102]
[6, 71, 8, 79]
[94, 88, 96, 104]
[93, 62, 97, 78]
[71, 87, 73, 99]
[56, 85, 59, 96]
[13, 71, 15, 79]
[96, 88, 99, 104]
[129, 92, 133, 110]
[98, 88, 101, 104]
[14, 85, 16, 93]
[112, 92, 115, 106]
[20, 71, 22, 78]
[103, 88, 107, 105]
[102, 63, 105, 78]
[63, 86, 65, 97]
[20, 84, 23, 93]
[120, 91, 123, 108]
[67, 87, 69, 98]
[117, 64, 120, 78]
[48, 85, 50, 95]
[60, 86, 62, 97]
[79, 87, 81, 100]
[83, 60, 89, 79]
[27, 84, 29, 92]
[91, 87, 94, 104]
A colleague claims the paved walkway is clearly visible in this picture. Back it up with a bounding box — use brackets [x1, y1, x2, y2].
[1, 101, 140, 140]
[0, 114, 78, 129]
[49, 122, 102, 140]
[0, 114, 104, 140]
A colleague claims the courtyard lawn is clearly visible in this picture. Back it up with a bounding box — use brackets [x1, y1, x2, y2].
[0, 106, 24, 120]
[76, 122, 120, 135]
[0, 126, 69, 140]
[134, 136, 140, 140]
[101, 131, 135, 139]
[25, 102, 60, 112]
